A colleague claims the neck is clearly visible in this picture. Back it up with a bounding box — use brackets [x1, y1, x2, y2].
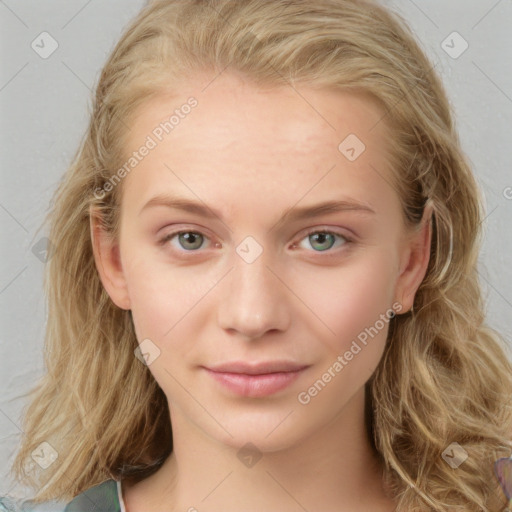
[126, 386, 395, 512]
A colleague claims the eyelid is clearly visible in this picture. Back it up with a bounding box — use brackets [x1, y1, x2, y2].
[298, 226, 353, 242]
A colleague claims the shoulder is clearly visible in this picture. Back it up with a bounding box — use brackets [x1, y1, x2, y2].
[64, 480, 120, 512]
[0, 480, 120, 512]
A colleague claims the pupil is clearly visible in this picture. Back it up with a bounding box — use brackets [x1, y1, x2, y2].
[182, 232, 200, 248]
[312, 233, 333, 251]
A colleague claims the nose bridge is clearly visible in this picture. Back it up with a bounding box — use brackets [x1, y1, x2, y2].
[216, 242, 289, 338]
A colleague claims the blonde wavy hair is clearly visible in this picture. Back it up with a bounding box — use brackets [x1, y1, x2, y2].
[8, 0, 512, 510]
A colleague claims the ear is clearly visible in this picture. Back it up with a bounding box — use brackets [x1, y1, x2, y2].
[89, 207, 131, 310]
[393, 201, 434, 313]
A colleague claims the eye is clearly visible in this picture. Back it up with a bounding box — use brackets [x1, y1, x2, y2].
[158, 230, 209, 252]
[293, 229, 351, 253]
[158, 227, 352, 255]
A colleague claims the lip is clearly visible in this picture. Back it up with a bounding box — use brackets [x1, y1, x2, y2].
[202, 361, 309, 398]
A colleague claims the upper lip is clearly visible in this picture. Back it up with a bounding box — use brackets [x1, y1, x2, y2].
[204, 361, 309, 375]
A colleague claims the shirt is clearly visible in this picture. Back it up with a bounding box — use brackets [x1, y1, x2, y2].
[0, 480, 125, 512]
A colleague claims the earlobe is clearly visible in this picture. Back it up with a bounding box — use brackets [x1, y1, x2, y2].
[89, 208, 131, 310]
[394, 202, 434, 313]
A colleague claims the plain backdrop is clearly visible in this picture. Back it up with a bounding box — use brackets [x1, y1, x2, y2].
[1, 0, 511, 499]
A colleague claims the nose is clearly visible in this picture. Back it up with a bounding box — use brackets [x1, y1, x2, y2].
[216, 250, 291, 341]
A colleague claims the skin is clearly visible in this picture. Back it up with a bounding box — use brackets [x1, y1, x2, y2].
[91, 70, 433, 512]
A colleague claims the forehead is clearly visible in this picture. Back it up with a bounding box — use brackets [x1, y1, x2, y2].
[120, 72, 399, 220]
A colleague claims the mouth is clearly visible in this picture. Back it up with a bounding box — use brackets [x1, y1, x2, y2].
[201, 361, 310, 398]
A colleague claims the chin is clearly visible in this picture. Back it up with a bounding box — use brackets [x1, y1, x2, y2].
[205, 411, 316, 455]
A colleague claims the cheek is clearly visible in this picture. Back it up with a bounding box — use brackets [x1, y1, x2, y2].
[123, 254, 213, 353]
[124, 261, 208, 395]
[125, 267, 169, 339]
[296, 258, 398, 410]
[292, 251, 398, 354]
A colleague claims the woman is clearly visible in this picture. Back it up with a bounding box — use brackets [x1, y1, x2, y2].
[3, 0, 512, 511]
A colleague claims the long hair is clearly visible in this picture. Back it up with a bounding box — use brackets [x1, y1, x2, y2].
[9, 1, 512, 510]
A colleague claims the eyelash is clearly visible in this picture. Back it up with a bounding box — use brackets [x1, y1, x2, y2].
[157, 227, 353, 257]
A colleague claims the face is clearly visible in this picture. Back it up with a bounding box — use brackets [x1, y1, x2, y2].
[92, 71, 431, 452]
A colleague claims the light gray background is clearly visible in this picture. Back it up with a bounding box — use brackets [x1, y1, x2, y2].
[1, 0, 511, 499]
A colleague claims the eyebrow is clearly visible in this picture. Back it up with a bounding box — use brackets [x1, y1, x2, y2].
[138, 193, 376, 228]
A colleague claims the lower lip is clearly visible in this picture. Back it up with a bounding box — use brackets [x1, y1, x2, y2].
[204, 368, 306, 397]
